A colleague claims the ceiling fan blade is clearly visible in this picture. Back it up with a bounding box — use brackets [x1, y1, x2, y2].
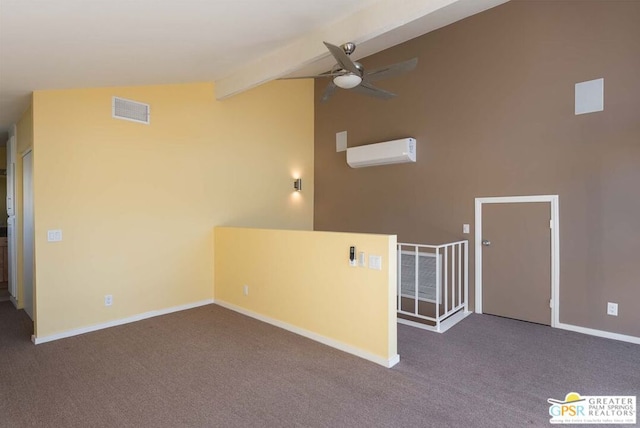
[320, 82, 338, 103]
[364, 58, 418, 82]
[279, 71, 345, 80]
[350, 82, 396, 100]
[323, 41, 360, 75]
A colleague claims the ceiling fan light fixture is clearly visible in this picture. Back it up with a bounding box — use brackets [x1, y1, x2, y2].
[333, 73, 362, 89]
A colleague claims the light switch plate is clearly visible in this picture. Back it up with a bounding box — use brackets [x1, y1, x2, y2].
[368, 255, 382, 270]
[47, 229, 63, 242]
[358, 251, 366, 267]
[463, 224, 470, 234]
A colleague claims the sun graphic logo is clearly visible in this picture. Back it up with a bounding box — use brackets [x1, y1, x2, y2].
[548, 392, 636, 424]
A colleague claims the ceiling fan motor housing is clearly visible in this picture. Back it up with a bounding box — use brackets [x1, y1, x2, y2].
[331, 62, 364, 76]
[341, 42, 356, 55]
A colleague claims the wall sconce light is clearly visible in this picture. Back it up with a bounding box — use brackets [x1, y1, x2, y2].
[293, 178, 302, 192]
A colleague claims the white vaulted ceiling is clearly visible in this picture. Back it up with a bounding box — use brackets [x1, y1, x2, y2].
[0, 0, 508, 131]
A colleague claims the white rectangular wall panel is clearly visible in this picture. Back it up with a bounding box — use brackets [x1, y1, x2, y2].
[575, 78, 604, 115]
[336, 131, 347, 152]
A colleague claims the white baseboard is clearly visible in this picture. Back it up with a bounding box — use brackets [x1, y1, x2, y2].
[397, 317, 435, 331]
[387, 354, 401, 367]
[32, 299, 215, 345]
[438, 310, 472, 333]
[556, 322, 640, 345]
[215, 300, 400, 368]
[9, 295, 18, 308]
[397, 310, 471, 333]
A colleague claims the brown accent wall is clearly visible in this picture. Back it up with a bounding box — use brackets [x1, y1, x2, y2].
[314, 0, 640, 337]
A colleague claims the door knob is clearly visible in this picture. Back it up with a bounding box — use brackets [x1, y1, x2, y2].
[482, 240, 491, 246]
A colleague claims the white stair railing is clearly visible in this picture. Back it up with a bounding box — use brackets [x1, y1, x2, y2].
[397, 240, 469, 333]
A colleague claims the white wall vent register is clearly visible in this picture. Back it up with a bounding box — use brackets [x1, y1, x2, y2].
[399, 251, 441, 304]
[112, 97, 150, 124]
[346, 138, 416, 168]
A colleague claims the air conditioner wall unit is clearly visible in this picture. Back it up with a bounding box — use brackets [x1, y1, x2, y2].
[346, 138, 416, 168]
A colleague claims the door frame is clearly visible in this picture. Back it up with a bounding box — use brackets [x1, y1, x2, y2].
[7, 130, 18, 305]
[474, 195, 559, 327]
[22, 149, 34, 320]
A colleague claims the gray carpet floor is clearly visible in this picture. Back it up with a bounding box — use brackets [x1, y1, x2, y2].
[0, 301, 638, 427]
[0, 285, 9, 302]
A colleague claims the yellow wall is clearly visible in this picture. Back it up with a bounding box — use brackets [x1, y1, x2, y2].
[31, 81, 314, 338]
[15, 102, 34, 311]
[214, 227, 398, 365]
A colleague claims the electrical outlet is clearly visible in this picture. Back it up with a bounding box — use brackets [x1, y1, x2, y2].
[104, 295, 113, 307]
[243, 285, 249, 296]
[607, 302, 618, 316]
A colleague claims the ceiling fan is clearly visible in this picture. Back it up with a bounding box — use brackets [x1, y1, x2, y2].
[284, 41, 418, 102]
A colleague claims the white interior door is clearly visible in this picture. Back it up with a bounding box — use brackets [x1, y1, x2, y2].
[22, 150, 34, 320]
[7, 135, 15, 217]
[7, 135, 17, 300]
[8, 217, 16, 300]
